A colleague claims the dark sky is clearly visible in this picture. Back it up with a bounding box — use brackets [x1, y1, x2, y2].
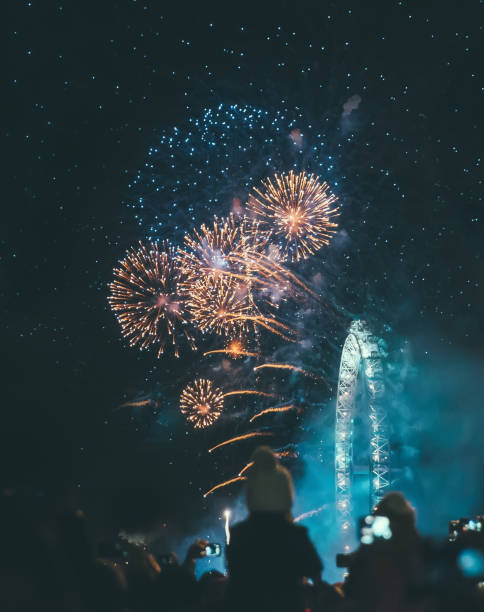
[3, 1, 483, 531]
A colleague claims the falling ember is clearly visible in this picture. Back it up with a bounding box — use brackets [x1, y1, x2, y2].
[249, 404, 296, 423]
[293, 505, 327, 523]
[254, 363, 320, 380]
[180, 379, 224, 429]
[247, 170, 339, 262]
[223, 390, 276, 399]
[208, 431, 273, 453]
[203, 339, 259, 359]
[108, 241, 196, 358]
[203, 477, 247, 498]
[238, 461, 254, 476]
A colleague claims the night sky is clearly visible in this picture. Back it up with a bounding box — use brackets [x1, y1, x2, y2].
[4, 0, 483, 557]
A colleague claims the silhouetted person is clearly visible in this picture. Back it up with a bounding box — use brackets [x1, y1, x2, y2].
[154, 538, 209, 611]
[344, 491, 430, 611]
[226, 446, 324, 612]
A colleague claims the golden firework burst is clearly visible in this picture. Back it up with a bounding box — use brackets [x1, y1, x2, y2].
[108, 241, 195, 358]
[247, 170, 339, 262]
[180, 378, 224, 429]
[185, 275, 253, 338]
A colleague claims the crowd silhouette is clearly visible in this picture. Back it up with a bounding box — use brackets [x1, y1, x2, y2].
[3, 446, 483, 611]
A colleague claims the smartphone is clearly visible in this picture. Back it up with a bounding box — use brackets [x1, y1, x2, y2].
[336, 552, 356, 568]
[205, 543, 222, 557]
[359, 515, 392, 545]
[449, 517, 483, 542]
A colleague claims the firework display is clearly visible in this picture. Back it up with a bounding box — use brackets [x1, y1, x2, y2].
[180, 378, 225, 429]
[109, 106, 343, 507]
[247, 170, 339, 262]
[108, 242, 195, 358]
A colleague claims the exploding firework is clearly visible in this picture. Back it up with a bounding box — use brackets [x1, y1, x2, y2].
[208, 431, 273, 453]
[108, 241, 195, 358]
[179, 214, 304, 340]
[180, 379, 224, 429]
[203, 339, 259, 359]
[186, 275, 296, 341]
[185, 275, 253, 338]
[178, 214, 270, 285]
[203, 477, 247, 498]
[247, 170, 339, 262]
[249, 404, 297, 423]
[131, 104, 346, 244]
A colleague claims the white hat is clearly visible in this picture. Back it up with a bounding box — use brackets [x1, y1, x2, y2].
[246, 446, 294, 514]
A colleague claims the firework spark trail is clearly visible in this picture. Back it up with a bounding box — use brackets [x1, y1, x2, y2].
[115, 398, 157, 411]
[224, 314, 296, 342]
[247, 171, 339, 262]
[108, 241, 196, 358]
[249, 404, 296, 422]
[203, 477, 247, 498]
[224, 509, 231, 545]
[180, 379, 224, 429]
[238, 461, 255, 476]
[231, 250, 322, 302]
[223, 390, 276, 399]
[254, 363, 320, 380]
[293, 505, 328, 523]
[208, 432, 273, 453]
[275, 449, 300, 459]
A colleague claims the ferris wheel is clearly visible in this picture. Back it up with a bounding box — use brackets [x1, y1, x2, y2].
[335, 320, 391, 546]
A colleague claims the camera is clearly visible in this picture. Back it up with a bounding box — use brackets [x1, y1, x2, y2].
[204, 543, 222, 557]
